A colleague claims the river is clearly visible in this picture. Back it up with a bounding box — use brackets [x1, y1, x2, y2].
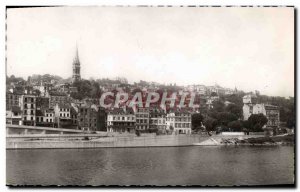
[6, 146, 294, 186]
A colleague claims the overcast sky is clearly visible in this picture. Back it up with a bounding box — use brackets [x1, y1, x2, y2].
[7, 7, 294, 97]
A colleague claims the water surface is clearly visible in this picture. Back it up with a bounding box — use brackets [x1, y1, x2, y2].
[6, 146, 294, 186]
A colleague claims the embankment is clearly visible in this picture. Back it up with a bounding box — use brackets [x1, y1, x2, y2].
[7, 134, 209, 149]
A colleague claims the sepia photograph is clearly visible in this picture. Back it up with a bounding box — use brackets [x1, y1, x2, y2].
[5, 6, 295, 187]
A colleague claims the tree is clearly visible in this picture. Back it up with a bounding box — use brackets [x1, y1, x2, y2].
[212, 100, 225, 112]
[225, 104, 242, 119]
[248, 114, 268, 132]
[191, 113, 204, 130]
[203, 116, 218, 132]
[90, 81, 102, 98]
[71, 80, 93, 100]
[215, 112, 238, 126]
[211, 92, 218, 97]
[228, 120, 243, 132]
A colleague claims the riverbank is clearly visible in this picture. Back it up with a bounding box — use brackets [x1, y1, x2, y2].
[194, 134, 294, 146]
[7, 134, 209, 149]
[6, 133, 287, 149]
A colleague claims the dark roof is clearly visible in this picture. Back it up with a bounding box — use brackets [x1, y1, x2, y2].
[265, 105, 279, 110]
[11, 106, 21, 113]
[150, 107, 166, 115]
[57, 103, 71, 109]
[45, 109, 54, 113]
[36, 109, 44, 116]
[70, 106, 78, 114]
[50, 91, 67, 96]
[168, 107, 192, 114]
[107, 107, 134, 115]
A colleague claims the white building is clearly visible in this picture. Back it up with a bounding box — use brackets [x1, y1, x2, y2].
[107, 108, 136, 132]
[44, 109, 55, 124]
[166, 109, 192, 134]
[243, 95, 280, 129]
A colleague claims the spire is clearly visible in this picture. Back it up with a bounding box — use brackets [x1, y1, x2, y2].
[74, 43, 80, 64]
[72, 43, 81, 83]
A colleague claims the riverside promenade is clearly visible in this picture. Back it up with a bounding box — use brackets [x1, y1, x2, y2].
[6, 134, 209, 149]
[6, 124, 269, 149]
[6, 133, 265, 149]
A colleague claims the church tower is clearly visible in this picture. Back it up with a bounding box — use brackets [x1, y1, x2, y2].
[72, 45, 81, 83]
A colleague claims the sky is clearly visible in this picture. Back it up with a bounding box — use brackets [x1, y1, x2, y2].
[6, 7, 294, 97]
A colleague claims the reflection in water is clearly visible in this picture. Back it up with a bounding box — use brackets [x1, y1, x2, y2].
[7, 146, 294, 186]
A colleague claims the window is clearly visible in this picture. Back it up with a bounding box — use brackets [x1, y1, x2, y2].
[60, 114, 62, 117]
[31, 117, 33, 121]
[31, 98, 34, 102]
[31, 104, 33, 108]
[41, 117, 43, 122]
[31, 110, 33, 115]
[24, 104, 27, 108]
[46, 119, 48, 122]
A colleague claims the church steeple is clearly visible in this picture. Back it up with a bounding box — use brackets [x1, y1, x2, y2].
[72, 44, 81, 83]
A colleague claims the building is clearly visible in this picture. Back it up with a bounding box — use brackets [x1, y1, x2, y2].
[224, 88, 234, 95]
[77, 104, 98, 131]
[33, 82, 51, 97]
[36, 97, 50, 111]
[49, 92, 69, 108]
[186, 84, 207, 95]
[6, 91, 22, 110]
[54, 103, 72, 128]
[149, 108, 167, 133]
[72, 46, 81, 83]
[35, 109, 55, 127]
[97, 107, 107, 132]
[243, 94, 280, 131]
[20, 94, 36, 126]
[107, 108, 136, 133]
[264, 105, 280, 129]
[135, 107, 150, 130]
[44, 109, 55, 125]
[166, 109, 192, 134]
[6, 106, 22, 125]
[70, 105, 78, 129]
